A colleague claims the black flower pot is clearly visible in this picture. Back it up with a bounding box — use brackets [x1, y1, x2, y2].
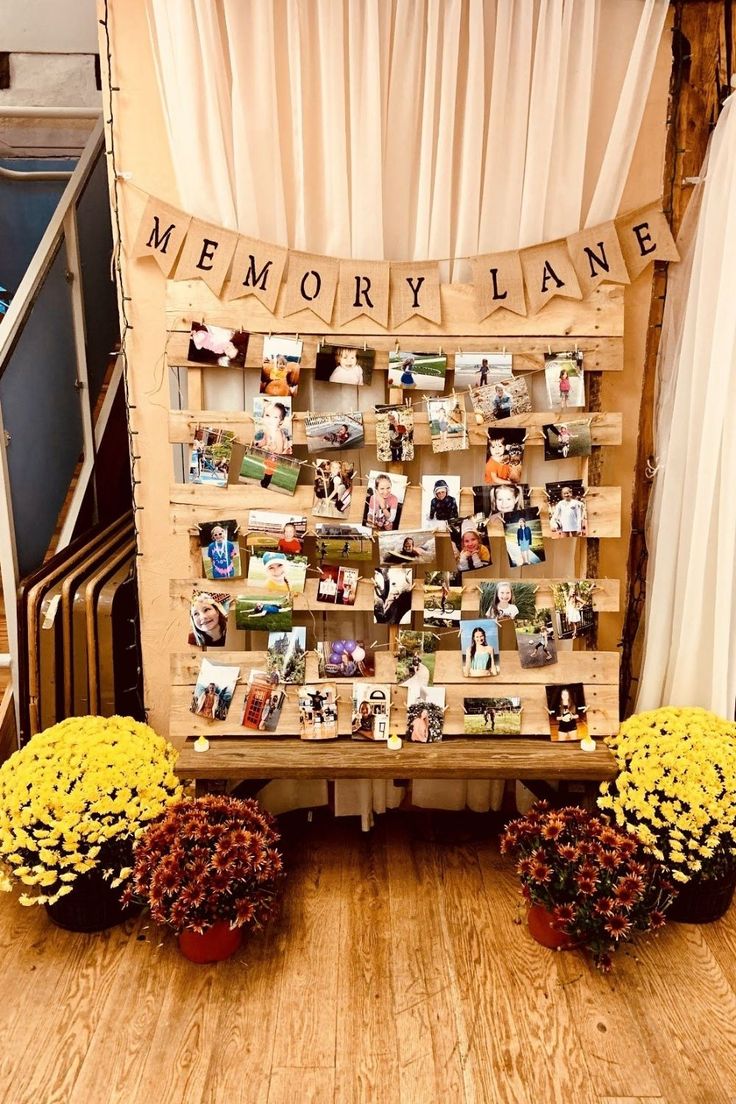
[668, 867, 736, 924]
[44, 840, 140, 933]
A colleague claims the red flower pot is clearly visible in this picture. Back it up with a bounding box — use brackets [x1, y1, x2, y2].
[527, 905, 578, 950]
[178, 920, 242, 964]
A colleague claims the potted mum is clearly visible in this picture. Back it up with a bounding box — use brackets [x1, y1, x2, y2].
[123, 795, 284, 963]
[599, 706, 736, 923]
[501, 803, 673, 971]
[0, 716, 183, 931]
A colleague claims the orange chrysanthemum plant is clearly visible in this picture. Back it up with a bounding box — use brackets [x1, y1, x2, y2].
[500, 802, 674, 971]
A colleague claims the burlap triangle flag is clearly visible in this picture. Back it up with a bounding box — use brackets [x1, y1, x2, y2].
[337, 259, 390, 327]
[566, 221, 630, 297]
[471, 251, 527, 319]
[520, 239, 582, 315]
[131, 195, 191, 277]
[224, 236, 288, 311]
[616, 202, 680, 280]
[174, 218, 238, 296]
[282, 251, 339, 323]
[389, 262, 442, 326]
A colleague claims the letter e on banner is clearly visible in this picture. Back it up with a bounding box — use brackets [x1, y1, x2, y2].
[390, 262, 441, 326]
[282, 251, 339, 323]
[175, 218, 238, 296]
[615, 203, 680, 280]
[338, 260, 390, 327]
[566, 220, 630, 297]
[471, 251, 527, 319]
[520, 239, 582, 315]
[131, 195, 191, 277]
[225, 236, 287, 312]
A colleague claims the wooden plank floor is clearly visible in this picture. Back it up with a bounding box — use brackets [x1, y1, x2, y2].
[1, 810, 735, 1104]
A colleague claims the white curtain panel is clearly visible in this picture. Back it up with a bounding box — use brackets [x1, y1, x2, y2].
[147, 0, 668, 826]
[637, 95, 736, 718]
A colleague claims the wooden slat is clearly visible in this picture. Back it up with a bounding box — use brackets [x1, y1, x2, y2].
[169, 409, 624, 448]
[170, 576, 621, 613]
[174, 736, 617, 781]
[167, 281, 624, 339]
[0, 687, 16, 765]
[170, 484, 622, 538]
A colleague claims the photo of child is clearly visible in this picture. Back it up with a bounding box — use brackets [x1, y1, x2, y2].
[363, 471, 408, 531]
[315, 522, 373, 561]
[395, 630, 438, 689]
[541, 420, 592, 460]
[427, 398, 469, 453]
[315, 344, 374, 386]
[388, 351, 447, 391]
[189, 426, 236, 488]
[252, 396, 293, 456]
[460, 619, 500, 678]
[298, 685, 339, 740]
[405, 685, 446, 743]
[373, 567, 413, 625]
[190, 658, 239, 721]
[199, 520, 241, 580]
[317, 640, 375, 679]
[515, 612, 558, 669]
[317, 564, 360, 606]
[544, 351, 585, 410]
[453, 352, 511, 390]
[305, 412, 364, 453]
[484, 428, 526, 485]
[503, 508, 546, 568]
[551, 581, 596, 640]
[479, 579, 537, 621]
[377, 530, 436, 566]
[351, 683, 391, 742]
[239, 447, 300, 496]
[547, 480, 588, 538]
[421, 475, 461, 531]
[235, 587, 293, 632]
[260, 335, 302, 397]
[188, 590, 231, 648]
[463, 697, 522, 736]
[241, 669, 286, 733]
[313, 459, 354, 518]
[188, 322, 249, 367]
[245, 511, 307, 555]
[375, 405, 414, 463]
[469, 376, 532, 424]
[448, 516, 493, 574]
[247, 549, 308, 595]
[423, 570, 463, 628]
[546, 683, 589, 743]
[472, 484, 530, 520]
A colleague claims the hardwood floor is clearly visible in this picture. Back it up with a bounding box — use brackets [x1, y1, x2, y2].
[1, 810, 735, 1104]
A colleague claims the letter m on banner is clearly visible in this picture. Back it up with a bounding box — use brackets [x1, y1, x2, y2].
[131, 196, 191, 276]
[226, 236, 288, 311]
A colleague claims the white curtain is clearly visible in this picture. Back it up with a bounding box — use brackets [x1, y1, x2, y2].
[147, 0, 669, 827]
[637, 94, 736, 718]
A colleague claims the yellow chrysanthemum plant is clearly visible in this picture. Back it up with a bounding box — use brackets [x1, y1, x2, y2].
[599, 707, 736, 885]
[0, 716, 183, 907]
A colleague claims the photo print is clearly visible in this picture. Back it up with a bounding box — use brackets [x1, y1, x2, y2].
[460, 618, 500, 678]
[298, 684, 339, 740]
[464, 697, 522, 737]
[453, 351, 512, 390]
[448, 515, 492, 574]
[315, 522, 373, 561]
[484, 427, 527, 486]
[190, 658, 239, 722]
[313, 459, 354, 518]
[247, 549, 308, 595]
[427, 397, 469, 453]
[317, 639, 376, 679]
[547, 480, 588, 538]
[363, 470, 408, 531]
[316, 564, 360, 606]
[315, 343, 374, 386]
[423, 570, 463, 628]
[478, 579, 537, 623]
[546, 683, 589, 743]
[388, 350, 447, 391]
[305, 411, 364, 453]
[406, 685, 446, 744]
[395, 629, 439, 689]
[544, 350, 585, 411]
[188, 322, 249, 367]
[199, 519, 242, 580]
[551, 581, 596, 640]
[351, 683, 391, 742]
[246, 510, 307, 555]
[472, 483, 531, 521]
[241, 669, 286, 733]
[503, 508, 546, 568]
[189, 426, 236, 488]
[235, 587, 293, 632]
[542, 420, 592, 461]
[260, 334, 302, 397]
[377, 529, 436, 566]
[266, 627, 307, 684]
[375, 404, 414, 463]
[421, 475, 461, 531]
[252, 395, 293, 456]
[373, 567, 413, 625]
[239, 446, 300, 496]
[515, 611, 558, 669]
[188, 590, 232, 648]
[469, 376, 532, 425]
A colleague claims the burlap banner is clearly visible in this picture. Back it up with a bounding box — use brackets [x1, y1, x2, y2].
[131, 193, 679, 321]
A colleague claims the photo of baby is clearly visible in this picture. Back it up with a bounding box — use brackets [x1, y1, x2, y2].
[363, 470, 408, 531]
[252, 396, 293, 456]
[375, 404, 414, 463]
[188, 322, 249, 367]
[305, 412, 364, 453]
[315, 344, 374, 386]
[260, 335, 302, 397]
